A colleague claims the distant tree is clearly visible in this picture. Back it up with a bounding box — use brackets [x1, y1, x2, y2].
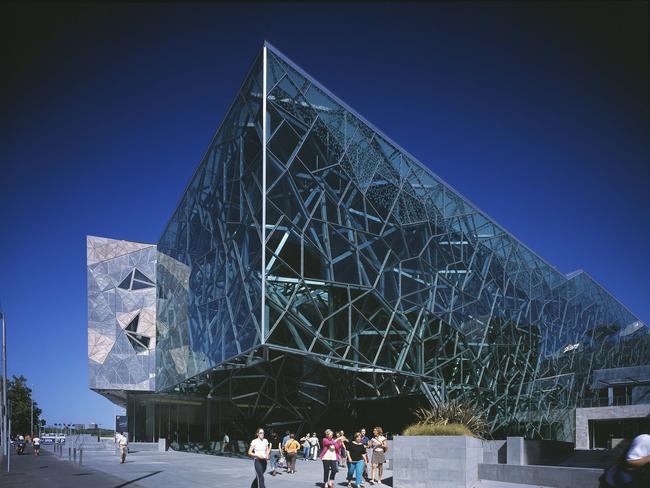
[2, 375, 43, 437]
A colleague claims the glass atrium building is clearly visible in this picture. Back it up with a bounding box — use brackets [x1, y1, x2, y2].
[87, 43, 649, 447]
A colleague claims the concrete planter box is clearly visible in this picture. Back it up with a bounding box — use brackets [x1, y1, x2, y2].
[392, 435, 482, 488]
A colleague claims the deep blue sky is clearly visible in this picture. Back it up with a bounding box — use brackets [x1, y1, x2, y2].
[1, 2, 648, 429]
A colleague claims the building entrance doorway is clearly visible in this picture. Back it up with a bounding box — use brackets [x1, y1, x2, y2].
[589, 417, 650, 449]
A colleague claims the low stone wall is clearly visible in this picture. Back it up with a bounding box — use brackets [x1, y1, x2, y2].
[523, 439, 574, 465]
[481, 440, 506, 464]
[506, 437, 574, 466]
[392, 435, 482, 488]
[478, 463, 603, 488]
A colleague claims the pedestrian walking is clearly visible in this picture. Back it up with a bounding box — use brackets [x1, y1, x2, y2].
[269, 433, 283, 476]
[117, 432, 128, 464]
[604, 433, 650, 487]
[300, 433, 311, 460]
[337, 430, 349, 468]
[309, 432, 320, 460]
[346, 432, 369, 488]
[32, 435, 41, 456]
[221, 433, 230, 454]
[248, 428, 271, 488]
[284, 432, 301, 474]
[360, 428, 371, 481]
[319, 428, 341, 488]
[282, 429, 291, 446]
[369, 426, 387, 485]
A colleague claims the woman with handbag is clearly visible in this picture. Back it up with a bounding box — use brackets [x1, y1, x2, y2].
[284, 433, 301, 474]
[369, 426, 388, 485]
[319, 429, 341, 488]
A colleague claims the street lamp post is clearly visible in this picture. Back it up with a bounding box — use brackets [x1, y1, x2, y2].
[1, 311, 8, 465]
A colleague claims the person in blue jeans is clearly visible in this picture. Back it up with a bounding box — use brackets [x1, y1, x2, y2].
[346, 432, 369, 488]
[268, 434, 283, 476]
[300, 434, 311, 460]
[248, 428, 270, 488]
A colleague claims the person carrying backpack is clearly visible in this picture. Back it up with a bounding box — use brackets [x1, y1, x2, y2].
[604, 434, 650, 488]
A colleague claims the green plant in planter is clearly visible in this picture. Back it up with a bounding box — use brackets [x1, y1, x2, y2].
[402, 423, 473, 436]
[402, 400, 489, 439]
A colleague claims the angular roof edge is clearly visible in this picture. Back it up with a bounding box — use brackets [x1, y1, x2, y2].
[155, 41, 643, 324]
[264, 42, 569, 282]
[264, 42, 643, 323]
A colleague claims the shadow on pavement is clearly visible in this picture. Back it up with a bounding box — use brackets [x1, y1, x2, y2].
[113, 470, 162, 488]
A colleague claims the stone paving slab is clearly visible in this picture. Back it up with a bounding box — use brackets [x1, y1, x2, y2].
[475, 481, 554, 488]
[0, 445, 143, 488]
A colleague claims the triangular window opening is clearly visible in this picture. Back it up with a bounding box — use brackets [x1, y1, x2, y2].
[133, 269, 154, 285]
[117, 272, 133, 290]
[125, 313, 140, 333]
[117, 268, 154, 291]
[126, 333, 150, 353]
[123, 312, 150, 352]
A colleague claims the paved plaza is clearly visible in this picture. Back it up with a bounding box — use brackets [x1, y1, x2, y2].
[2, 445, 559, 488]
[0, 445, 133, 488]
[41, 444, 393, 488]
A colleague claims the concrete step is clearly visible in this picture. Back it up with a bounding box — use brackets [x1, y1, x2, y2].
[475, 481, 554, 488]
[478, 463, 602, 488]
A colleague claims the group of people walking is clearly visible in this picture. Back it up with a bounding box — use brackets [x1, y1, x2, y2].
[12, 434, 40, 456]
[248, 426, 388, 488]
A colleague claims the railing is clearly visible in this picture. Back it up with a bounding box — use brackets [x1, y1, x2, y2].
[578, 395, 635, 408]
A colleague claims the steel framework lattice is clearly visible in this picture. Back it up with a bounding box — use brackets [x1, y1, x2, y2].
[155, 43, 649, 440]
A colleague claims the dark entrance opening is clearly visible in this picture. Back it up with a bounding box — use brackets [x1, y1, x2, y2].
[589, 417, 650, 449]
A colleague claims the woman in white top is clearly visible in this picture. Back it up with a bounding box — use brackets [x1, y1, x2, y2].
[248, 428, 271, 488]
[369, 426, 387, 485]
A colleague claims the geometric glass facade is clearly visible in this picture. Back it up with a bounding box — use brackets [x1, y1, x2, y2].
[87, 236, 157, 392]
[91, 43, 650, 443]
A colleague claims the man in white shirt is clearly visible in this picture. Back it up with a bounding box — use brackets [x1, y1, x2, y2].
[625, 434, 650, 466]
[221, 433, 230, 453]
[117, 432, 128, 464]
[309, 433, 320, 460]
[606, 433, 650, 487]
[32, 435, 41, 456]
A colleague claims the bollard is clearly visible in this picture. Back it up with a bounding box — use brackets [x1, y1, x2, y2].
[79, 448, 83, 466]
